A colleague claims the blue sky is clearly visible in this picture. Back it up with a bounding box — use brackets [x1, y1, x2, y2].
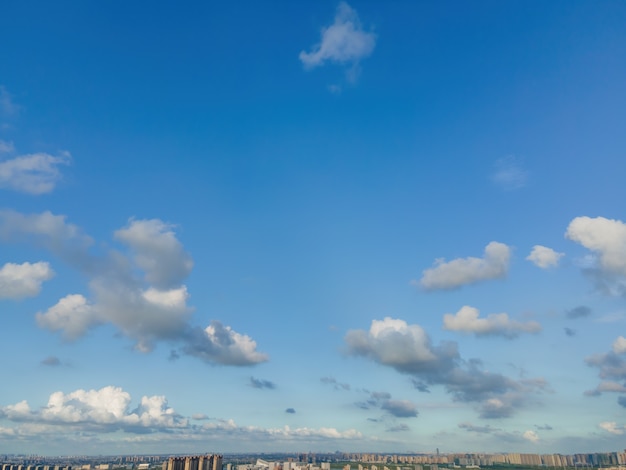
[1, 0, 626, 456]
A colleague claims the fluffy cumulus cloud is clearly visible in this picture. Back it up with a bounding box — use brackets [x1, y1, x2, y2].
[526, 245, 564, 269]
[0, 152, 71, 195]
[0, 386, 186, 431]
[0, 261, 54, 300]
[181, 321, 268, 366]
[114, 219, 193, 289]
[492, 155, 528, 190]
[566, 216, 626, 295]
[299, 2, 376, 81]
[346, 317, 546, 418]
[417, 242, 511, 291]
[443, 306, 541, 338]
[36, 294, 100, 341]
[0, 210, 267, 366]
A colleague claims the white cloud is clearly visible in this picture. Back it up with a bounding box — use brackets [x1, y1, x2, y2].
[114, 219, 193, 289]
[36, 294, 99, 341]
[0, 140, 14, 153]
[0, 261, 54, 299]
[346, 317, 439, 368]
[417, 241, 511, 291]
[613, 336, 626, 354]
[183, 321, 269, 366]
[1, 210, 268, 366]
[492, 155, 528, 190]
[526, 245, 564, 269]
[0, 152, 71, 194]
[299, 2, 376, 80]
[566, 216, 626, 295]
[566, 217, 626, 273]
[0, 386, 364, 447]
[522, 430, 540, 442]
[345, 317, 546, 419]
[443, 306, 541, 338]
[2, 386, 186, 430]
[598, 421, 624, 435]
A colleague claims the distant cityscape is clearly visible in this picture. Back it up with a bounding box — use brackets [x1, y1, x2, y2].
[2, 451, 626, 470]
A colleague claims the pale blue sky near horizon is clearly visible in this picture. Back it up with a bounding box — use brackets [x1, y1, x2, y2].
[1, 0, 626, 456]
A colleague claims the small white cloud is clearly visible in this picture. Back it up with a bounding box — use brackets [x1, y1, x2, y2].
[598, 421, 624, 435]
[526, 245, 564, 269]
[0, 152, 71, 194]
[523, 430, 540, 442]
[613, 336, 626, 354]
[183, 321, 269, 366]
[492, 155, 528, 190]
[299, 2, 376, 80]
[566, 216, 626, 275]
[417, 241, 511, 291]
[36, 294, 99, 340]
[0, 261, 55, 300]
[443, 306, 541, 338]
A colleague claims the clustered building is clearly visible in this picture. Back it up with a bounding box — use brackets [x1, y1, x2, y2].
[163, 455, 223, 470]
[339, 452, 626, 468]
[1, 465, 71, 470]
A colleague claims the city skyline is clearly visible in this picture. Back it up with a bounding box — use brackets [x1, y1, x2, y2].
[1, 0, 626, 456]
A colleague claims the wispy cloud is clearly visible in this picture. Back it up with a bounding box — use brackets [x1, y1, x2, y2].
[299, 2, 376, 83]
[0, 86, 20, 118]
[598, 421, 625, 435]
[249, 377, 276, 390]
[40, 356, 62, 367]
[320, 376, 350, 391]
[492, 155, 528, 190]
[0, 152, 71, 195]
[0, 140, 14, 154]
[566, 305, 592, 319]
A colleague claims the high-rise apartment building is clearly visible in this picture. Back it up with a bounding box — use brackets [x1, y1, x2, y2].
[164, 455, 223, 470]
